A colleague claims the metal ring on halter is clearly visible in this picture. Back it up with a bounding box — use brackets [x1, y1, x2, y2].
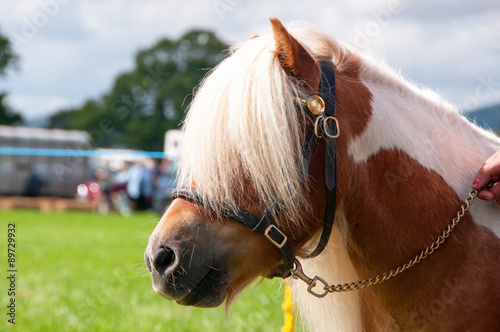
[322, 116, 340, 139]
[314, 116, 323, 138]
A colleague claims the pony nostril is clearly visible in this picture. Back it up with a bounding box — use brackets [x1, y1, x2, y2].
[152, 246, 176, 274]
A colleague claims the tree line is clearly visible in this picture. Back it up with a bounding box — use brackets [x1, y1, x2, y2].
[48, 30, 228, 151]
[0, 28, 227, 151]
[0, 30, 23, 125]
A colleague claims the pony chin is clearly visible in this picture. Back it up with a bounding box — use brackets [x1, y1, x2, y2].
[224, 250, 285, 309]
[225, 273, 273, 315]
[224, 277, 257, 310]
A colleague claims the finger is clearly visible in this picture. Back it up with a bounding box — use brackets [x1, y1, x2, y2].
[472, 151, 500, 189]
[477, 183, 500, 201]
[472, 169, 492, 190]
[477, 189, 495, 201]
[490, 183, 500, 201]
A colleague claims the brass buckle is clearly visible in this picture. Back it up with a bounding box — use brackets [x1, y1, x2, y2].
[305, 95, 325, 115]
[294, 95, 325, 115]
[264, 225, 287, 249]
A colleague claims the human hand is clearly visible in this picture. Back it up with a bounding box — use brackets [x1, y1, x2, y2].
[472, 150, 500, 204]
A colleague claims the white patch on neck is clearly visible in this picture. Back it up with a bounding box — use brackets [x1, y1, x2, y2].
[348, 69, 500, 238]
[292, 221, 362, 332]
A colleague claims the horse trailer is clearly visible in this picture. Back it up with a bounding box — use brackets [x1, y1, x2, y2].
[0, 125, 91, 197]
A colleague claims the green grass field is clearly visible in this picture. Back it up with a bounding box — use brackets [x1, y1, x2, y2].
[0, 209, 287, 331]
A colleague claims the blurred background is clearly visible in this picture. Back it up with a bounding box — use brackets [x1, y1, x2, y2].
[0, 0, 499, 212]
[0, 0, 499, 331]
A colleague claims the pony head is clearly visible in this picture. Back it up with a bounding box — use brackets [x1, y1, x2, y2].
[144, 18, 372, 307]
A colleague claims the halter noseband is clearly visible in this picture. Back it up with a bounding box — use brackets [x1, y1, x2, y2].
[173, 60, 339, 279]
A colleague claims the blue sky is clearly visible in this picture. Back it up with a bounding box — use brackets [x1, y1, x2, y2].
[0, 0, 499, 121]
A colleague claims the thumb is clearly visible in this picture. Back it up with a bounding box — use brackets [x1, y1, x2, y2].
[472, 167, 491, 190]
[472, 150, 500, 189]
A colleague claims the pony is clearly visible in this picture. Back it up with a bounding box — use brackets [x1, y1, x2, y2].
[145, 18, 500, 331]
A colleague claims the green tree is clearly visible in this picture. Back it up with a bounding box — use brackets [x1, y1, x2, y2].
[0, 29, 23, 125]
[49, 30, 227, 150]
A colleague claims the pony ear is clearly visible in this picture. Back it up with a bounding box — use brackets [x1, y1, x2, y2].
[270, 18, 321, 93]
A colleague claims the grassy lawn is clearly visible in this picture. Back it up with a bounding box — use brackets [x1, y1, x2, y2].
[0, 209, 286, 331]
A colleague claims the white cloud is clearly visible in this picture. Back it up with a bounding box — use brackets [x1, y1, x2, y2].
[0, 0, 499, 121]
[8, 93, 69, 119]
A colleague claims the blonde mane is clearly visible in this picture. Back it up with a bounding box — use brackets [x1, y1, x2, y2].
[178, 27, 351, 226]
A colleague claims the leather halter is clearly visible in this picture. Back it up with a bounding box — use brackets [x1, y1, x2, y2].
[173, 60, 339, 279]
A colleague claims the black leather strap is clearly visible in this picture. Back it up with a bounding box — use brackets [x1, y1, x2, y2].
[173, 188, 262, 230]
[301, 127, 318, 178]
[319, 60, 337, 118]
[305, 61, 337, 258]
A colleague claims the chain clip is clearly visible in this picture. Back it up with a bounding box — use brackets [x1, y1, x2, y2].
[290, 259, 329, 298]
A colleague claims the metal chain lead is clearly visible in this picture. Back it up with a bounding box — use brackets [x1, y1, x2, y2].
[291, 190, 478, 297]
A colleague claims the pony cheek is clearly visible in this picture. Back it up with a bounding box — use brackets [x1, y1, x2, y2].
[223, 235, 286, 303]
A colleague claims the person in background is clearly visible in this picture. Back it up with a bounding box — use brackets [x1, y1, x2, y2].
[139, 159, 155, 210]
[95, 169, 112, 213]
[472, 150, 500, 204]
[24, 173, 43, 197]
[127, 162, 145, 210]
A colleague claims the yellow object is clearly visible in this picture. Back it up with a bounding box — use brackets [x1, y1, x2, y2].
[281, 279, 295, 332]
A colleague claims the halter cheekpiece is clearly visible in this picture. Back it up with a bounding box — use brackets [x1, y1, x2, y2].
[173, 60, 339, 279]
